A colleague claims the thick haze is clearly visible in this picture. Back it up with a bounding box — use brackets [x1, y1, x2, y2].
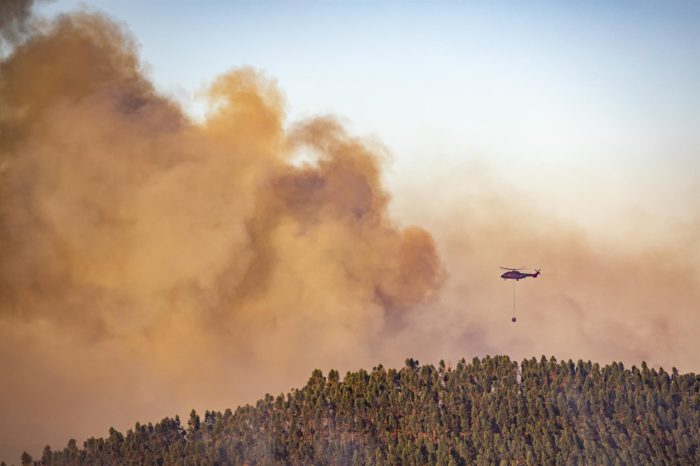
[1, 1, 699, 462]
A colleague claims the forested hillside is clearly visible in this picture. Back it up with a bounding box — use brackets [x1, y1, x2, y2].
[10, 356, 700, 466]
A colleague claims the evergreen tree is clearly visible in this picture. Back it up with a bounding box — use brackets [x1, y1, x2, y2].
[20, 451, 32, 466]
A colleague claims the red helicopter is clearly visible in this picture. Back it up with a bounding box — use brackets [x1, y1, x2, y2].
[500, 267, 540, 281]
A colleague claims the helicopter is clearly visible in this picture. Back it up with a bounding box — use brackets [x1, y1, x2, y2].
[500, 267, 540, 281]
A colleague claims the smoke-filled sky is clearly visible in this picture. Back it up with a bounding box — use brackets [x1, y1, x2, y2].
[1, 0, 699, 462]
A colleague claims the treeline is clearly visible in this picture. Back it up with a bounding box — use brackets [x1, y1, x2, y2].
[9, 356, 700, 465]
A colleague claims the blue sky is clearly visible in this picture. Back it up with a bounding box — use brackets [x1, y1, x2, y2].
[39, 0, 700, 234]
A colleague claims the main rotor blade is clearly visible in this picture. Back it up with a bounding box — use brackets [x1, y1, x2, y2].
[500, 266, 525, 271]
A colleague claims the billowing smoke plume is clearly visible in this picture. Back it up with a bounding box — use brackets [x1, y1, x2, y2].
[0, 11, 445, 459]
[0, 12, 443, 336]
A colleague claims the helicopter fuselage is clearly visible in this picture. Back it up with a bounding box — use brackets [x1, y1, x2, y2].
[501, 270, 540, 280]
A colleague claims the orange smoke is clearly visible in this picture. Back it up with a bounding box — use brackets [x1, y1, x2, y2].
[0, 11, 443, 461]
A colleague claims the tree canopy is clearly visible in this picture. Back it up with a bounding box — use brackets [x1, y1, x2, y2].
[11, 356, 700, 465]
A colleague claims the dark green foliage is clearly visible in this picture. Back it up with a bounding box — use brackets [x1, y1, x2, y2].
[14, 356, 700, 465]
[19, 453, 32, 466]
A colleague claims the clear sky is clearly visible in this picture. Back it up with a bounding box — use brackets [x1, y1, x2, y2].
[40, 0, 700, 236]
